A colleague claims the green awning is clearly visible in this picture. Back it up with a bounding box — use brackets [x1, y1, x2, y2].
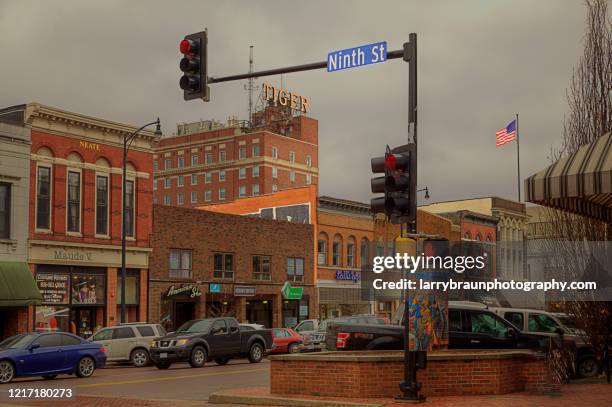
[0, 262, 42, 307]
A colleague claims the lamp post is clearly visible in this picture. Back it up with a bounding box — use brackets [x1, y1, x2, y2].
[121, 118, 162, 324]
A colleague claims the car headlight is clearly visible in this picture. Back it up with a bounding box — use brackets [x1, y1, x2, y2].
[150, 341, 157, 348]
[176, 339, 189, 346]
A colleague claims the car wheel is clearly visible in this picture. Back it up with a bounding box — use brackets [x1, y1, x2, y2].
[248, 342, 264, 363]
[76, 356, 95, 378]
[42, 375, 57, 380]
[155, 362, 172, 369]
[0, 360, 15, 384]
[214, 357, 230, 365]
[577, 356, 599, 378]
[189, 346, 207, 368]
[130, 348, 150, 367]
[288, 343, 299, 354]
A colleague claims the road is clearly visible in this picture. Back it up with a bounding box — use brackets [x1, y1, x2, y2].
[0, 359, 269, 405]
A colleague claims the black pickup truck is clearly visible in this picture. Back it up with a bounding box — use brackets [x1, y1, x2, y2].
[150, 317, 272, 369]
[326, 301, 557, 352]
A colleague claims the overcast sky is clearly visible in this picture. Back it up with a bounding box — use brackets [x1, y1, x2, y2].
[0, 0, 587, 204]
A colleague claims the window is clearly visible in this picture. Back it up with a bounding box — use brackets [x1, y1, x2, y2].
[177, 175, 184, 187]
[528, 314, 560, 333]
[239, 167, 246, 179]
[169, 249, 192, 278]
[137, 326, 155, 337]
[290, 151, 295, 163]
[272, 167, 278, 178]
[332, 239, 341, 266]
[191, 154, 199, 166]
[252, 144, 260, 157]
[295, 321, 313, 332]
[153, 161, 159, 172]
[164, 178, 171, 188]
[0, 183, 10, 239]
[205, 152, 213, 164]
[219, 188, 226, 200]
[272, 146, 278, 159]
[449, 310, 462, 331]
[211, 319, 228, 334]
[164, 195, 171, 205]
[153, 180, 157, 191]
[95, 176, 108, 235]
[67, 171, 81, 232]
[178, 156, 185, 168]
[92, 329, 112, 341]
[214, 253, 234, 279]
[317, 239, 327, 265]
[306, 155, 312, 167]
[239, 185, 246, 198]
[219, 150, 226, 162]
[205, 190, 212, 202]
[347, 241, 355, 267]
[191, 191, 198, 203]
[239, 147, 247, 159]
[191, 174, 198, 185]
[205, 172, 212, 183]
[252, 165, 260, 177]
[113, 327, 136, 339]
[37, 334, 62, 348]
[252, 184, 260, 196]
[177, 192, 184, 205]
[219, 170, 225, 182]
[306, 174, 312, 185]
[153, 196, 158, 204]
[287, 258, 304, 282]
[505, 312, 524, 329]
[360, 238, 369, 267]
[252, 255, 271, 281]
[117, 274, 138, 305]
[164, 158, 172, 169]
[468, 312, 510, 338]
[36, 167, 51, 230]
[272, 184, 278, 192]
[60, 335, 81, 345]
[290, 171, 296, 182]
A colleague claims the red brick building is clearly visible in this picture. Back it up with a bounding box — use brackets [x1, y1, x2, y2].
[149, 205, 315, 330]
[152, 104, 318, 208]
[0, 103, 157, 337]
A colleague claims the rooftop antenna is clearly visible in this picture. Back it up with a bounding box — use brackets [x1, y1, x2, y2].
[248, 46, 254, 127]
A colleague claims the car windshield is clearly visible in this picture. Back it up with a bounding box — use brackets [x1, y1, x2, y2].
[175, 320, 213, 334]
[0, 333, 36, 349]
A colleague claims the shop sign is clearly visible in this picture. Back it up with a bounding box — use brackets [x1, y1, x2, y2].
[281, 282, 303, 300]
[234, 286, 256, 296]
[209, 283, 221, 293]
[166, 284, 202, 298]
[54, 249, 93, 262]
[79, 140, 101, 151]
[336, 269, 361, 282]
[36, 273, 69, 304]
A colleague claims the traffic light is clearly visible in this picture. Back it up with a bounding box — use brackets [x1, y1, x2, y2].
[370, 144, 415, 224]
[180, 30, 209, 101]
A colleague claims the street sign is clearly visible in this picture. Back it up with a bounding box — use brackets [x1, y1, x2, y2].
[327, 41, 387, 72]
[209, 283, 221, 293]
[281, 282, 303, 300]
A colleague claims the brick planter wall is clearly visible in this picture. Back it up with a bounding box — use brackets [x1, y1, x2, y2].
[270, 350, 559, 398]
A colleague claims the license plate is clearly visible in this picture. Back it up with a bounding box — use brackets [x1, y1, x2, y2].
[160, 352, 167, 358]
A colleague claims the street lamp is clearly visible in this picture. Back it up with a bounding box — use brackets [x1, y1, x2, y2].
[121, 118, 162, 324]
[417, 186, 430, 200]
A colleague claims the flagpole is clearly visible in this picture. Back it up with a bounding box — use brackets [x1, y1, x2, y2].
[516, 113, 520, 202]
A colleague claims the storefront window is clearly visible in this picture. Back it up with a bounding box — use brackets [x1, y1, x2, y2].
[116, 274, 139, 304]
[35, 306, 69, 332]
[71, 273, 105, 304]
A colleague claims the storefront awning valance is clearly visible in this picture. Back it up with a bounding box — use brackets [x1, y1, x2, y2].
[525, 133, 612, 221]
[0, 262, 42, 307]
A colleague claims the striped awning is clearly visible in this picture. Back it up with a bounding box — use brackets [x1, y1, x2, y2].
[525, 133, 612, 221]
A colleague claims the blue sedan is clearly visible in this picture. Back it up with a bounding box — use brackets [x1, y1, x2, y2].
[0, 332, 106, 384]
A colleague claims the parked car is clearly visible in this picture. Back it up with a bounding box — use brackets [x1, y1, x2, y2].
[271, 328, 302, 354]
[326, 301, 557, 352]
[490, 307, 599, 378]
[0, 332, 106, 384]
[296, 315, 389, 351]
[90, 323, 165, 367]
[149, 317, 273, 369]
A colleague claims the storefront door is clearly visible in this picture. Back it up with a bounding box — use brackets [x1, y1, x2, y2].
[71, 307, 96, 338]
[246, 300, 272, 328]
[174, 301, 195, 331]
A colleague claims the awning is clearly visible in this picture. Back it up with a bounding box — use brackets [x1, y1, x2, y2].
[525, 133, 612, 221]
[0, 262, 42, 307]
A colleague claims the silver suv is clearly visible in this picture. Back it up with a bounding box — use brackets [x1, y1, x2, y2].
[91, 323, 165, 367]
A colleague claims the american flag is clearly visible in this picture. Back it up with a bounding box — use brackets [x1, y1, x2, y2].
[496, 119, 517, 147]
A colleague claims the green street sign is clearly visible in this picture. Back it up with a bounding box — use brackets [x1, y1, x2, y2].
[281, 282, 303, 300]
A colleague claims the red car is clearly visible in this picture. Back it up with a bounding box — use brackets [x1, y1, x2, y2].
[271, 328, 302, 354]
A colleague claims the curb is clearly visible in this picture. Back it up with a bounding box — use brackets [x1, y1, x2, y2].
[208, 391, 384, 407]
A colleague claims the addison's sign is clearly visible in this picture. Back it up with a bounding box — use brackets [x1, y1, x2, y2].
[166, 284, 202, 299]
[262, 83, 310, 114]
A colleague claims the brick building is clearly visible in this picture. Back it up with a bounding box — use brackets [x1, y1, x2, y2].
[153, 104, 318, 208]
[149, 205, 315, 330]
[0, 103, 156, 338]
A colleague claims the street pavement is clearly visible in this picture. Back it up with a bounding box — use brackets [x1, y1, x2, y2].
[0, 358, 270, 406]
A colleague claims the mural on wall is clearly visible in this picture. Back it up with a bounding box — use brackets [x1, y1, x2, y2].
[407, 290, 448, 351]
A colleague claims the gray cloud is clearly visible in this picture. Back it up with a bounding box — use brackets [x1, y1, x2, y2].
[0, 0, 586, 204]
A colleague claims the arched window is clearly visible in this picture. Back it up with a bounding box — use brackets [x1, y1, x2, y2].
[347, 236, 356, 267]
[360, 238, 369, 267]
[476, 233, 482, 241]
[317, 232, 328, 266]
[464, 231, 471, 240]
[332, 235, 343, 266]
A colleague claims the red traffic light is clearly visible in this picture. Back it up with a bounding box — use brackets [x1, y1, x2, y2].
[180, 39, 195, 55]
[385, 154, 396, 171]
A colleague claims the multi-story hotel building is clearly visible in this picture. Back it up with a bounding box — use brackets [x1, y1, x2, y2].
[153, 104, 318, 208]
